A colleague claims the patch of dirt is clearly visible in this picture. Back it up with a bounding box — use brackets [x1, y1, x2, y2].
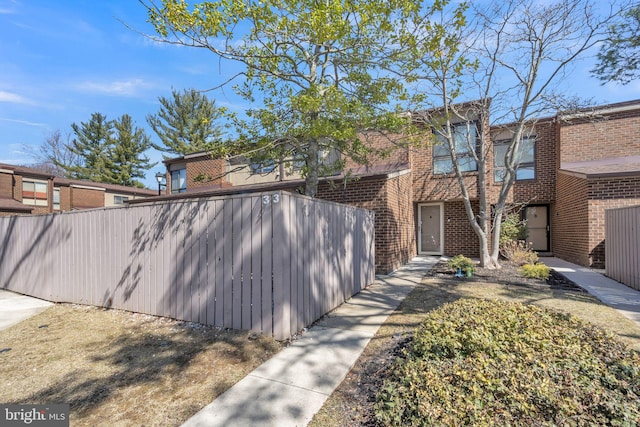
[309, 262, 640, 427]
[425, 260, 587, 293]
[0, 304, 284, 426]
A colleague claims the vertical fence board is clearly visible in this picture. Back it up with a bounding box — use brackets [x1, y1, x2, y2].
[231, 197, 243, 330]
[607, 206, 640, 291]
[250, 196, 263, 332]
[240, 197, 253, 331]
[261, 194, 273, 336]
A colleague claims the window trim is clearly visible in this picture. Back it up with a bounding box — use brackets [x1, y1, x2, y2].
[53, 187, 60, 210]
[493, 136, 536, 183]
[22, 178, 49, 206]
[113, 195, 129, 205]
[432, 121, 479, 175]
[170, 168, 187, 194]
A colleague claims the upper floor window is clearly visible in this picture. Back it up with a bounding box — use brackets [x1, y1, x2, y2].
[171, 168, 186, 194]
[114, 195, 129, 205]
[53, 187, 60, 210]
[433, 122, 478, 174]
[494, 136, 535, 182]
[22, 179, 48, 206]
[250, 160, 276, 174]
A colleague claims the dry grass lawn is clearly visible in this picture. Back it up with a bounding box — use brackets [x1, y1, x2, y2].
[310, 277, 640, 426]
[0, 304, 283, 426]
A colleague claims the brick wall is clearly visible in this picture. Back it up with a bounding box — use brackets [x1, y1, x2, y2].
[343, 132, 410, 170]
[186, 156, 228, 189]
[553, 172, 590, 266]
[59, 186, 71, 211]
[559, 110, 640, 163]
[316, 171, 415, 273]
[442, 200, 481, 258]
[0, 173, 12, 198]
[71, 187, 104, 209]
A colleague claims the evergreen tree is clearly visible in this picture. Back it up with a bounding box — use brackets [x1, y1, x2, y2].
[147, 88, 226, 156]
[64, 112, 155, 187]
[109, 114, 156, 188]
[66, 113, 113, 182]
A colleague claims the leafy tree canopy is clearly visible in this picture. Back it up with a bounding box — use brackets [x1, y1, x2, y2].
[144, 0, 425, 196]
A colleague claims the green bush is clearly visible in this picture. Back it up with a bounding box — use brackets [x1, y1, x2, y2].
[375, 299, 640, 426]
[499, 212, 527, 246]
[447, 255, 475, 275]
[519, 262, 551, 279]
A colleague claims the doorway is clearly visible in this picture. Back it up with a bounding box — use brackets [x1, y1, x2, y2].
[524, 205, 550, 252]
[418, 203, 443, 255]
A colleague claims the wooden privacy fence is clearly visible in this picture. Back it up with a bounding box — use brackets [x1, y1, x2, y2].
[605, 205, 640, 291]
[0, 191, 375, 339]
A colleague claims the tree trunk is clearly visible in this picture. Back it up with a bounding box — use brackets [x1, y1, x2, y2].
[305, 137, 320, 198]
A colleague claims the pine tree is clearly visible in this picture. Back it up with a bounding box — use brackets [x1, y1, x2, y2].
[147, 88, 226, 156]
[66, 113, 113, 182]
[109, 114, 156, 188]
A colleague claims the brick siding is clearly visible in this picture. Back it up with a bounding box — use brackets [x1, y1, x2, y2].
[559, 110, 640, 163]
[553, 172, 590, 266]
[186, 156, 228, 189]
[71, 187, 104, 210]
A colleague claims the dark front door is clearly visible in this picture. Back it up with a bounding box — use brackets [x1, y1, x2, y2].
[524, 205, 549, 252]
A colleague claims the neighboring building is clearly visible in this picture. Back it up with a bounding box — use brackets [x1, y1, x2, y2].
[0, 163, 156, 216]
[150, 99, 640, 273]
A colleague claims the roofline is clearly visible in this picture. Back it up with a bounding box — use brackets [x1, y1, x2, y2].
[129, 166, 412, 204]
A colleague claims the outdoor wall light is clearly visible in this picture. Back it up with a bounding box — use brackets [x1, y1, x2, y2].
[155, 172, 166, 196]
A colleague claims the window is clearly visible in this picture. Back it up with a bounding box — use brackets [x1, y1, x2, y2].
[53, 188, 60, 210]
[22, 179, 48, 206]
[171, 168, 186, 194]
[114, 195, 129, 205]
[494, 136, 535, 182]
[250, 160, 276, 174]
[433, 123, 478, 174]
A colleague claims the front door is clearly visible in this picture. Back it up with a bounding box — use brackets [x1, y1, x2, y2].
[524, 205, 549, 252]
[418, 203, 443, 254]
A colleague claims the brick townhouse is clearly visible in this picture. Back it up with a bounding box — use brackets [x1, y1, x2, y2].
[143, 99, 640, 273]
[0, 163, 156, 216]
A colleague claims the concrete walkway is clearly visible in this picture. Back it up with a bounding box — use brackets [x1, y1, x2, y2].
[542, 257, 640, 329]
[181, 256, 440, 427]
[0, 289, 53, 332]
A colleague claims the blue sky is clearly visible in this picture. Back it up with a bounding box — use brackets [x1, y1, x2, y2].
[1, 0, 639, 189]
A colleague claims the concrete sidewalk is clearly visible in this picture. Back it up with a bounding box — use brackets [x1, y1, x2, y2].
[181, 256, 439, 427]
[542, 257, 640, 329]
[0, 289, 53, 332]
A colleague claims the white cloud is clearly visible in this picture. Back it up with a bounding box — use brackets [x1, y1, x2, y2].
[0, 117, 49, 128]
[0, 90, 32, 105]
[74, 78, 157, 97]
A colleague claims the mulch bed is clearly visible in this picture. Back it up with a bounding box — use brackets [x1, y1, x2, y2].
[424, 260, 587, 293]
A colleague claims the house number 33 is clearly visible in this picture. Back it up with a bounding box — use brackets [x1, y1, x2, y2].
[262, 194, 280, 205]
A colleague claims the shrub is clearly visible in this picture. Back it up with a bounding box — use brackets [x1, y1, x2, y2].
[375, 299, 640, 426]
[499, 212, 527, 246]
[519, 262, 551, 279]
[501, 240, 539, 265]
[446, 255, 475, 275]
